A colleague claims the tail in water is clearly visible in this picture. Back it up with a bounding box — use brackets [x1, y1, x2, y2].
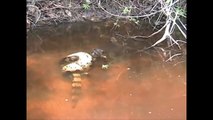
[71, 73, 82, 108]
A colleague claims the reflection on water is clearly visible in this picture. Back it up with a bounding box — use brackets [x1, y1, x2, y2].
[27, 22, 186, 120]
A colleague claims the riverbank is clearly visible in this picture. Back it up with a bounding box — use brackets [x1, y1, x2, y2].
[27, 0, 186, 63]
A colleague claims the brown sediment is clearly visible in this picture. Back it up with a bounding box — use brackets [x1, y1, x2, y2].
[27, 51, 186, 119]
[27, 20, 186, 120]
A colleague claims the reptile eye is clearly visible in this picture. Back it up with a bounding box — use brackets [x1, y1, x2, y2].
[68, 56, 79, 62]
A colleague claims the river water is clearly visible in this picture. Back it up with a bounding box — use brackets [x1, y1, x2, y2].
[27, 21, 186, 120]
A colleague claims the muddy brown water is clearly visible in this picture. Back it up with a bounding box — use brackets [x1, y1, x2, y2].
[27, 22, 186, 120]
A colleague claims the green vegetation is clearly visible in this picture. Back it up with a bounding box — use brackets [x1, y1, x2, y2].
[122, 6, 132, 15]
[175, 6, 186, 18]
[82, 0, 91, 10]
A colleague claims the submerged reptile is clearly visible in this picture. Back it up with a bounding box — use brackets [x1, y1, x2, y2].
[60, 48, 108, 108]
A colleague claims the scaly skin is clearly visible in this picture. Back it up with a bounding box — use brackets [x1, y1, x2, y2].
[62, 52, 93, 72]
[61, 49, 108, 108]
[61, 52, 93, 108]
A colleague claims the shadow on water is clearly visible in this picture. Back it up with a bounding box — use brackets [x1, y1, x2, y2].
[27, 21, 186, 120]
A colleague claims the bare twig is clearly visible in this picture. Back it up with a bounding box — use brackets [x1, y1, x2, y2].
[165, 53, 182, 62]
[27, 4, 41, 23]
[98, 0, 162, 18]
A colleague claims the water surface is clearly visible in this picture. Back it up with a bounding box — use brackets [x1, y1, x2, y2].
[27, 21, 186, 120]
